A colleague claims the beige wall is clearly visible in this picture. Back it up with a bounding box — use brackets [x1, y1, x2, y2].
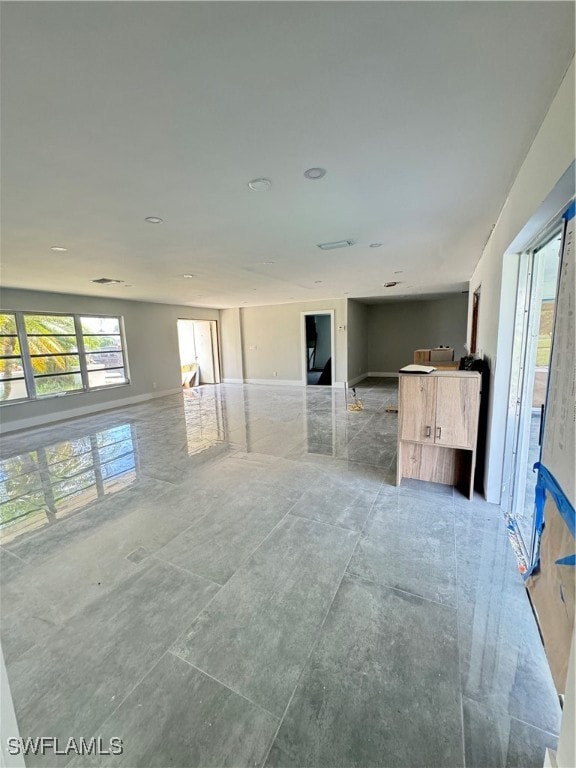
[367, 295, 468, 373]
[232, 298, 347, 384]
[220, 307, 244, 382]
[347, 299, 369, 382]
[220, 296, 467, 386]
[0, 288, 219, 431]
[468, 58, 575, 503]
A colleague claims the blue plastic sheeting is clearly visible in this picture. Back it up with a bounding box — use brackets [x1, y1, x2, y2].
[564, 200, 575, 221]
[527, 462, 575, 576]
[556, 554, 576, 567]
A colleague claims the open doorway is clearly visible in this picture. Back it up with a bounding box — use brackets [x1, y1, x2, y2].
[302, 311, 334, 385]
[507, 232, 562, 560]
[177, 320, 221, 387]
[470, 287, 481, 355]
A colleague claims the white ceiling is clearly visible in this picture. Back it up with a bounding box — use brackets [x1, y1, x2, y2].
[1, 2, 574, 309]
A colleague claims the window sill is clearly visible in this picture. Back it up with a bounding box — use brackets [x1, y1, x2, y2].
[0, 381, 131, 406]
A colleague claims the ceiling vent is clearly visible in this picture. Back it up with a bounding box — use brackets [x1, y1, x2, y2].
[247, 178, 272, 192]
[91, 278, 124, 284]
[317, 240, 354, 250]
[304, 167, 327, 180]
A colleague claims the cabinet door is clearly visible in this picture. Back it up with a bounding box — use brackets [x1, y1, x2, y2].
[399, 376, 437, 443]
[434, 377, 479, 448]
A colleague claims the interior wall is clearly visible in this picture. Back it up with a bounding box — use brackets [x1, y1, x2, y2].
[237, 299, 347, 384]
[0, 288, 219, 431]
[220, 307, 244, 382]
[468, 58, 575, 503]
[346, 299, 369, 382]
[367, 295, 469, 373]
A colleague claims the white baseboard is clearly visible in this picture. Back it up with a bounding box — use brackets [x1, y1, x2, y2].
[347, 373, 369, 386]
[222, 378, 244, 384]
[0, 387, 182, 434]
[243, 378, 346, 389]
[244, 378, 304, 386]
[367, 371, 400, 378]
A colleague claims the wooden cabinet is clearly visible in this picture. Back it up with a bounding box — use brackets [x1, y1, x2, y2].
[397, 371, 481, 499]
[414, 349, 432, 364]
[399, 375, 437, 443]
[413, 347, 454, 363]
[434, 376, 479, 449]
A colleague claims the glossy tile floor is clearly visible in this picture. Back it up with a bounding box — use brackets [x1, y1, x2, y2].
[0, 379, 561, 767]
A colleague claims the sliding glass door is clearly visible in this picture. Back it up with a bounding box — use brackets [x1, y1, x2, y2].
[506, 233, 562, 561]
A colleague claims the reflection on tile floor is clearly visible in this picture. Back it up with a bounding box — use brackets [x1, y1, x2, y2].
[0, 379, 561, 767]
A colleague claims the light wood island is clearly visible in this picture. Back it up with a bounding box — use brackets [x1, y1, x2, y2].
[396, 370, 481, 499]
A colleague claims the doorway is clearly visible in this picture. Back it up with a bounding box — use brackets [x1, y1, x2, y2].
[177, 320, 221, 386]
[470, 287, 481, 355]
[506, 232, 562, 560]
[302, 312, 334, 385]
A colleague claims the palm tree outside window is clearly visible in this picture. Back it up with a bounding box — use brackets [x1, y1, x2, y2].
[0, 311, 129, 403]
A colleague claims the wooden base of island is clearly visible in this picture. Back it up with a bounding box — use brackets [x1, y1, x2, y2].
[396, 370, 481, 500]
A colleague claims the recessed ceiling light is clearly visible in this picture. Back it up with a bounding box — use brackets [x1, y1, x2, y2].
[304, 167, 327, 180]
[369, 243, 382, 248]
[317, 240, 354, 250]
[50, 245, 68, 252]
[247, 178, 271, 192]
[91, 277, 124, 285]
[182, 274, 195, 279]
[145, 216, 163, 224]
[382, 281, 398, 288]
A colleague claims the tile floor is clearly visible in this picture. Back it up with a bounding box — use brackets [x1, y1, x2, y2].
[0, 379, 561, 767]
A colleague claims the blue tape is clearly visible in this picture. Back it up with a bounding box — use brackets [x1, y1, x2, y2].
[564, 201, 575, 222]
[534, 463, 575, 538]
[526, 463, 575, 575]
[556, 554, 576, 567]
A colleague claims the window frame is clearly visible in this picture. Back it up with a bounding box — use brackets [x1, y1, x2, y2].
[0, 313, 29, 403]
[0, 310, 130, 405]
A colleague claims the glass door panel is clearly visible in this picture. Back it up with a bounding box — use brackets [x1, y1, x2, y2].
[508, 233, 562, 560]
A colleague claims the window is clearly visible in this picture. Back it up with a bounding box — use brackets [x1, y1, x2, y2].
[81, 316, 127, 389]
[0, 313, 28, 401]
[25, 314, 83, 396]
[0, 311, 129, 404]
